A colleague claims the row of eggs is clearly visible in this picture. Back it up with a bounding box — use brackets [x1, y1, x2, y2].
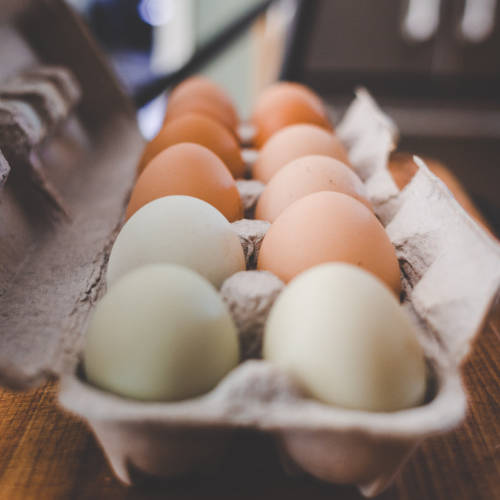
[84, 78, 427, 414]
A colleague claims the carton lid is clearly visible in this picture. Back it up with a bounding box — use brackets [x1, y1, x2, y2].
[0, 0, 144, 389]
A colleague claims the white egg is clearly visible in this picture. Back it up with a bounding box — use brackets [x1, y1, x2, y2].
[263, 263, 427, 412]
[107, 196, 246, 289]
[84, 264, 240, 401]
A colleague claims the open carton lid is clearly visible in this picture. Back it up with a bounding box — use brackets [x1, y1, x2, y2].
[0, 0, 144, 389]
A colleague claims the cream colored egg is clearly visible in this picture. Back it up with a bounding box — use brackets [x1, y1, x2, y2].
[84, 264, 240, 401]
[107, 196, 246, 289]
[263, 263, 427, 412]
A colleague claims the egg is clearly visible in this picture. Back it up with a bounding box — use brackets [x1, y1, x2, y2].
[255, 155, 372, 223]
[263, 263, 427, 412]
[127, 143, 244, 222]
[84, 264, 240, 401]
[251, 81, 332, 148]
[165, 76, 239, 133]
[138, 113, 245, 178]
[257, 191, 401, 295]
[252, 124, 350, 184]
[108, 196, 246, 289]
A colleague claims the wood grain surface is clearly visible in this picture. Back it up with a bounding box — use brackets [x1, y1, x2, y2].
[0, 304, 499, 500]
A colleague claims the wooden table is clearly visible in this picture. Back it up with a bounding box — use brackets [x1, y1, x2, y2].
[1, 305, 499, 500]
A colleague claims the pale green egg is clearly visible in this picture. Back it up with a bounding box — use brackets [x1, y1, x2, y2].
[84, 264, 240, 401]
[106, 196, 246, 289]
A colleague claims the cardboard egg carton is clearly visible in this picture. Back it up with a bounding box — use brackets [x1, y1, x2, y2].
[0, 0, 143, 389]
[60, 92, 500, 497]
[1, 2, 500, 497]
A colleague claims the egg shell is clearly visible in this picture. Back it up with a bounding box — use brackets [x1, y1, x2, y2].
[251, 81, 332, 148]
[257, 191, 401, 295]
[164, 98, 238, 137]
[108, 196, 246, 289]
[255, 155, 373, 223]
[263, 263, 427, 412]
[138, 113, 245, 178]
[126, 143, 244, 222]
[252, 124, 350, 184]
[166, 76, 238, 133]
[84, 264, 240, 402]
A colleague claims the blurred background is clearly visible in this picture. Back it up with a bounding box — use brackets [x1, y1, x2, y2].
[64, 0, 294, 131]
[65, 0, 500, 234]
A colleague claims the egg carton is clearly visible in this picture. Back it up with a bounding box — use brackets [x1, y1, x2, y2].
[0, 0, 143, 390]
[1, 3, 499, 494]
[59, 93, 499, 495]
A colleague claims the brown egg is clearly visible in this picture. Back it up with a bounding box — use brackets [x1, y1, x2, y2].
[165, 76, 239, 133]
[257, 191, 401, 296]
[252, 124, 350, 183]
[251, 82, 332, 148]
[255, 155, 372, 223]
[127, 143, 243, 222]
[138, 113, 245, 178]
